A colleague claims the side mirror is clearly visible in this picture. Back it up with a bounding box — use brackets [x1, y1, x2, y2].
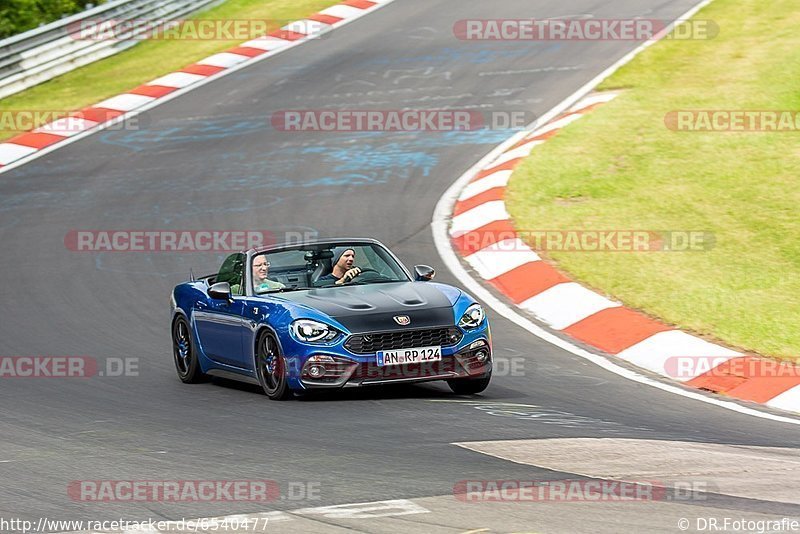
[414, 265, 436, 281]
[209, 282, 232, 301]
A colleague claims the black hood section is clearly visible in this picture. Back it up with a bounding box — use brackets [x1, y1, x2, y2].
[277, 282, 457, 333]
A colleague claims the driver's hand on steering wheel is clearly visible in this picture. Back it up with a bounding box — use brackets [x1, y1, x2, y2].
[335, 267, 362, 285]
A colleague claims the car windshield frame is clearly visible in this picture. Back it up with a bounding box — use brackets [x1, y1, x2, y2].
[244, 239, 412, 295]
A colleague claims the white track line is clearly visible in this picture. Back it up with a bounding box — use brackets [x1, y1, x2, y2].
[518, 282, 621, 330]
[147, 72, 207, 88]
[459, 169, 513, 201]
[450, 201, 509, 237]
[432, 0, 800, 426]
[320, 5, 367, 20]
[465, 238, 541, 280]
[768, 386, 800, 412]
[94, 93, 156, 112]
[616, 330, 741, 381]
[282, 20, 332, 36]
[34, 117, 98, 136]
[0, 143, 37, 165]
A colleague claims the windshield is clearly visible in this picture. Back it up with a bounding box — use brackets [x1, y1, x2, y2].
[250, 242, 410, 293]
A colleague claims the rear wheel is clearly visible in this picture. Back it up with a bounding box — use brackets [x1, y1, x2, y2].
[256, 330, 293, 400]
[172, 316, 207, 383]
[447, 374, 491, 395]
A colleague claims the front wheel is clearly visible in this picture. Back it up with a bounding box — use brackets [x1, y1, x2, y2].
[172, 316, 207, 384]
[255, 330, 293, 400]
[447, 374, 491, 395]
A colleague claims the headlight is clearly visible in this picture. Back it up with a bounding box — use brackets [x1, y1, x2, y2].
[290, 319, 340, 343]
[458, 303, 485, 329]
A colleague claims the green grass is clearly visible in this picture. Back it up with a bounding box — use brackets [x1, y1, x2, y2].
[0, 0, 339, 139]
[0, 1, 106, 39]
[506, 0, 800, 361]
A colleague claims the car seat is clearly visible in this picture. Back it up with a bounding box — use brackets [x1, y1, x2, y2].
[308, 250, 334, 285]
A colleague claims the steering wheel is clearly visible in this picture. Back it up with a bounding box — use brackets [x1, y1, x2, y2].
[342, 268, 392, 284]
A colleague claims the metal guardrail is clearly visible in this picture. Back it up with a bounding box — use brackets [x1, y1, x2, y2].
[0, 0, 222, 100]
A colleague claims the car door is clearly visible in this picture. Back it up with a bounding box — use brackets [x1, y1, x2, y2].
[240, 299, 295, 372]
[193, 253, 245, 368]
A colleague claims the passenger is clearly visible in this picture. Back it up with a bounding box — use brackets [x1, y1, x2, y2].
[252, 255, 285, 293]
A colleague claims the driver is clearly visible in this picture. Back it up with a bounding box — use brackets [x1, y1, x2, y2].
[253, 255, 285, 293]
[319, 248, 362, 285]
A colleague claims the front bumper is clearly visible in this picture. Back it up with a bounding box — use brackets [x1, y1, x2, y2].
[286, 324, 491, 390]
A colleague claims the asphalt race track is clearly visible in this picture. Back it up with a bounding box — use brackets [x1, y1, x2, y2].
[1, 0, 799, 532]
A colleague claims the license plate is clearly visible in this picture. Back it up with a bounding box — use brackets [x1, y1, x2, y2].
[377, 346, 442, 366]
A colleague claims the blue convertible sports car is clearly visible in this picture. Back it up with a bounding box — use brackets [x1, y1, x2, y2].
[170, 238, 492, 400]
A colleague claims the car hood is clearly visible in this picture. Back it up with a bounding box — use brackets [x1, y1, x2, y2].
[275, 282, 459, 333]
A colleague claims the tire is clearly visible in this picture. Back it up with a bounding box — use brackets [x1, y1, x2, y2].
[447, 374, 491, 395]
[172, 316, 208, 384]
[255, 330, 293, 400]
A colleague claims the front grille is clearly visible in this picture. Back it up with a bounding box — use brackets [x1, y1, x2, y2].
[344, 327, 462, 354]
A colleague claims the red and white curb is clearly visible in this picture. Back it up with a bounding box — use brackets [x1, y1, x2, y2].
[447, 91, 800, 416]
[0, 0, 395, 173]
